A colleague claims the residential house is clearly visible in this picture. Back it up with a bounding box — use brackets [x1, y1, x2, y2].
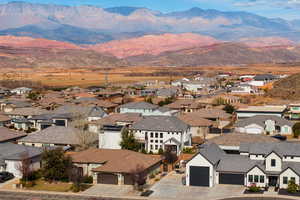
[118, 102, 177, 116]
[0, 114, 10, 126]
[178, 113, 213, 138]
[286, 103, 300, 120]
[186, 142, 300, 189]
[236, 105, 287, 119]
[0, 143, 42, 177]
[0, 100, 31, 113]
[235, 115, 294, 135]
[156, 88, 178, 98]
[29, 113, 71, 130]
[166, 99, 203, 113]
[18, 126, 88, 149]
[207, 132, 279, 154]
[0, 127, 27, 143]
[131, 116, 191, 155]
[10, 87, 32, 95]
[71, 148, 162, 185]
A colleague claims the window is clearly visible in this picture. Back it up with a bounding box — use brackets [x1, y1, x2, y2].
[256, 155, 258, 157]
[291, 156, 294, 159]
[150, 140, 153, 143]
[150, 145, 153, 150]
[271, 159, 276, 167]
[248, 175, 253, 182]
[254, 175, 259, 183]
[291, 177, 296, 183]
[160, 133, 163, 138]
[155, 145, 158, 150]
[155, 133, 158, 138]
[160, 140, 163, 143]
[283, 177, 288, 184]
[155, 140, 158, 143]
[150, 132, 153, 137]
[260, 176, 264, 183]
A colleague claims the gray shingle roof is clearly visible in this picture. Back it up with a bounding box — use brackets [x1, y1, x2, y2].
[198, 143, 226, 165]
[88, 107, 107, 118]
[217, 154, 264, 173]
[0, 127, 27, 143]
[0, 143, 42, 165]
[18, 126, 82, 145]
[120, 102, 158, 110]
[131, 116, 189, 132]
[235, 115, 294, 128]
[240, 142, 300, 157]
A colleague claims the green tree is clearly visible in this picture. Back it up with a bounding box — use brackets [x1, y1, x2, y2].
[41, 148, 73, 182]
[287, 180, 299, 193]
[293, 122, 300, 138]
[223, 104, 235, 114]
[120, 128, 140, 151]
[27, 91, 40, 101]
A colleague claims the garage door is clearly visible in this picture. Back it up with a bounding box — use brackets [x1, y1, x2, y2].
[246, 128, 262, 134]
[189, 166, 209, 187]
[124, 174, 134, 185]
[219, 173, 244, 185]
[97, 173, 118, 184]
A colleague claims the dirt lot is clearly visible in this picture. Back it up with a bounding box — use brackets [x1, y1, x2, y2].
[1, 64, 300, 87]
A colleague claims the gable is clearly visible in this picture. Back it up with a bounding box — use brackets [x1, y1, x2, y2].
[187, 153, 213, 167]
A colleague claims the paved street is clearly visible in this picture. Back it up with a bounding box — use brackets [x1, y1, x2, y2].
[149, 172, 245, 200]
[82, 184, 139, 197]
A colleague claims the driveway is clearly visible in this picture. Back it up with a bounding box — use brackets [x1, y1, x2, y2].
[82, 184, 139, 197]
[149, 172, 245, 200]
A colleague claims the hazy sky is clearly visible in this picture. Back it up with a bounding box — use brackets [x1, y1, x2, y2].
[1, 0, 300, 19]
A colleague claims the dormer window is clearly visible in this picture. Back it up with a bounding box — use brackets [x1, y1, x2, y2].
[271, 159, 276, 167]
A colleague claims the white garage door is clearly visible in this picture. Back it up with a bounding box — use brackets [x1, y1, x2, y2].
[245, 128, 262, 134]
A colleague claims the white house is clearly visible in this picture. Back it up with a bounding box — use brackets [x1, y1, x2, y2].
[186, 142, 300, 189]
[235, 115, 294, 135]
[131, 116, 191, 155]
[236, 105, 287, 119]
[118, 102, 177, 116]
[0, 143, 42, 177]
[11, 87, 32, 95]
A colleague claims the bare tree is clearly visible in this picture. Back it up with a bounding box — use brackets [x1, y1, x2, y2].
[16, 151, 32, 183]
[71, 119, 98, 151]
[130, 164, 147, 191]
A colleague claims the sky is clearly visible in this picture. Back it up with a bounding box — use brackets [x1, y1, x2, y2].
[1, 0, 300, 20]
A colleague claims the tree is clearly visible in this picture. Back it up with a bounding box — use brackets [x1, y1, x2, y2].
[41, 148, 73, 182]
[162, 149, 178, 169]
[293, 122, 300, 138]
[223, 104, 235, 114]
[27, 91, 40, 101]
[120, 127, 140, 151]
[287, 180, 299, 193]
[158, 97, 174, 106]
[16, 151, 32, 184]
[71, 119, 98, 150]
[130, 164, 147, 190]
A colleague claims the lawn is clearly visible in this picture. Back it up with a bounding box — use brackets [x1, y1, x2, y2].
[26, 179, 72, 192]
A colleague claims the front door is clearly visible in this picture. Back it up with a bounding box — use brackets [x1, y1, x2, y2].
[268, 176, 278, 186]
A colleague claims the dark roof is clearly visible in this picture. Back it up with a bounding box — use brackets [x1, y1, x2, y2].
[235, 115, 294, 128]
[254, 74, 276, 81]
[131, 116, 189, 132]
[120, 102, 158, 110]
[0, 143, 42, 165]
[198, 143, 225, 165]
[240, 142, 300, 157]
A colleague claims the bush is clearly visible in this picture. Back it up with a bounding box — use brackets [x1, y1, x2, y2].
[287, 180, 299, 193]
[82, 175, 93, 184]
[182, 147, 194, 154]
[158, 148, 164, 155]
[154, 178, 160, 182]
[149, 173, 155, 179]
[248, 184, 261, 193]
[293, 122, 300, 138]
[70, 183, 81, 193]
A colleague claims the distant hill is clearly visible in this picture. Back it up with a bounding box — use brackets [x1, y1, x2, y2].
[267, 73, 300, 99]
[126, 43, 300, 66]
[0, 2, 300, 43]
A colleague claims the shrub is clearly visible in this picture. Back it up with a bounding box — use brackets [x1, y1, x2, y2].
[70, 183, 81, 193]
[149, 173, 155, 179]
[183, 147, 194, 154]
[82, 175, 93, 184]
[158, 148, 164, 155]
[287, 180, 299, 193]
[293, 122, 300, 138]
[154, 178, 160, 182]
[248, 184, 261, 193]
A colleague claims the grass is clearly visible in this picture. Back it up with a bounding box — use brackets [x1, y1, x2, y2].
[26, 179, 72, 192]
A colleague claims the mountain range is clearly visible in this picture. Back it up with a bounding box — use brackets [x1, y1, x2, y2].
[0, 2, 300, 44]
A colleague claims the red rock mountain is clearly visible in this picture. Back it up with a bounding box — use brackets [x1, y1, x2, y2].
[240, 37, 294, 48]
[90, 33, 220, 58]
[0, 36, 80, 49]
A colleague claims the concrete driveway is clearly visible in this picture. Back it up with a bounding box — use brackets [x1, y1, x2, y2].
[149, 172, 245, 200]
[81, 184, 139, 197]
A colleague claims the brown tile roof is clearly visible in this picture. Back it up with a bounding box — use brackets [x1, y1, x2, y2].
[0, 114, 10, 122]
[71, 148, 162, 173]
[192, 109, 231, 120]
[179, 113, 213, 127]
[0, 127, 27, 142]
[90, 113, 142, 126]
[207, 133, 280, 147]
[165, 99, 201, 109]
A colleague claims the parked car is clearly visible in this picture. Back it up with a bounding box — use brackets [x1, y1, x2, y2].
[0, 172, 14, 183]
[272, 134, 287, 141]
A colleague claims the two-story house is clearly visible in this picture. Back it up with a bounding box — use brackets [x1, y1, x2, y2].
[186, 142, 300, 189]
[131, 116, 191, 155]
